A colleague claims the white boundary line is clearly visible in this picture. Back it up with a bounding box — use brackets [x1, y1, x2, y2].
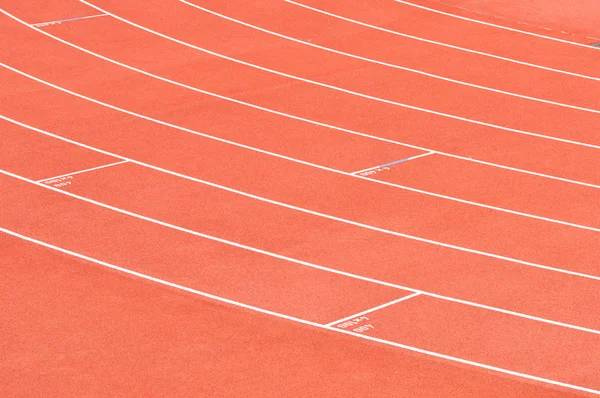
[285, 0, 600, 82]
[3, 118, 600, 338]
[3, 12, 600, 192]
[393, 0, 600, 50]
[351, 152, 435, 174]
[179, 0, 599, 114]
[4, 66, 600, 234]
[4, 115, 600, 287]
[78, 0, 600, 150]
[37, 160, 129, 182]
[0, 226, 598, 396]
[325, 292, 421, 326]
[30, 13, 108, 28]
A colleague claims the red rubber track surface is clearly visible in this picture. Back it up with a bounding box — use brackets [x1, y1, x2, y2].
[404, 0, 600, 44]
[1, 0, 599, 396]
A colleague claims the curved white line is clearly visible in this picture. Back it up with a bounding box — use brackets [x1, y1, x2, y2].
[179, 0, 599, 114]
[4, 8, 599, 193]
[394, 0, 600, 50]
[78, 0, 600, 150]
[2, 101, 600, 285]
[2, 227, 598, 395]
[4, 62, 600, 234]
[1, 142, 599, 336]
[285, 0, 600, 81]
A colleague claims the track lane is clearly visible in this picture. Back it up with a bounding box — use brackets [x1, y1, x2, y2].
[292, 0, 600, 77]
[3, 25, 600, 276]
[3, 114, 600, 334]
[4, 8, 599, 191]
[1, 232, 591, 397]
[2, 164, 600, 393]
[184, 0, 600, 111]
[177, 0, 600, 118]
[3, 61, 600, 281]
[1, 10, 600, 187]
[3, 9, 600, 189]
[0, 118, 120, 181]
[394, 0, 600, 45]
[75, 0, 600, 146]
[4, 63, 600, 231]
[349, 294, 600, 389]
[362, 154, 600, 227]
[0, 168, 407, 324]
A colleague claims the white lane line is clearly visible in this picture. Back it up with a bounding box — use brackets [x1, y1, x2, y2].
[179, 0, 599, 114]
[351, 151, 435, 174]
[3, 120, 600, 338]
[36, 160, 129, 183]
[30, 13, 108, 28]
[4, 64, 600, 234]
[0, 227, 598, 396]
[3, 15, 599, 192]
[393, 0, 600, 51]
[5, 62, 600, 235]
[79, 0, 600, 149]
[285, 0, 600, 81]
[326, 292, 421, 327]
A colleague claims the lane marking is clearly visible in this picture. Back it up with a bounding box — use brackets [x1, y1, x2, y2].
[3, 17, 600, 192]
[285, 0, 600, 81]
[352, 151, 435, 175]
[4, 66, 600, 235]
[5, 54, 600, 233]
[37, 160, 129, 183]
[78, 0, 600, 150]
[1, 150, 600, 337]
[393, 0, 600, 51]
[0, 227, 598, 396]
[179, 0, 599, 114]
[30, 13, 108, 28]
[326, 292, 421, 326]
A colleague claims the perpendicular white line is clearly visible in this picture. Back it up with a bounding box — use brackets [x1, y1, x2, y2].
[393, 0, 600, 51]
[78, 0, 600, 150]
[4, 66, 600, 235]
[351, 151, 435, 174]
[179, 0, 599, 114]
[2, 156, 600, 338]
[3, 15, 600, 192]
[37, 160, 129, 183]
[30, 13, 108, 27]
[0, 228, 598, 396]
[284, 0, 600, 82]
[325, 292, 421, 326]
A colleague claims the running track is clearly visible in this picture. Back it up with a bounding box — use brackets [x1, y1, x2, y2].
[1, 0, 599, 396]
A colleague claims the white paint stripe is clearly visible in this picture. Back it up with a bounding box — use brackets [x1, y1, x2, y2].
[393, 0, 600, 51]
[1, 134, 600, 338]
[351, 151, 435, 174]
[4, 61, 600, 234]
[179, 0, 599, 114]
[325, 292, 421, 326]
[285, 0, 600, 81]
[30, 13, 108, 27]
[37, 160, 129, 182]
[78, 1, 600, 150]
[3, 14, 599, 192]
[0, 227, 598, 396]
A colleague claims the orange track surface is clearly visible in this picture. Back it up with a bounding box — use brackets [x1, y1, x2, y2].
[409, 0, 600, 43]
[1, 0, 599, 396]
